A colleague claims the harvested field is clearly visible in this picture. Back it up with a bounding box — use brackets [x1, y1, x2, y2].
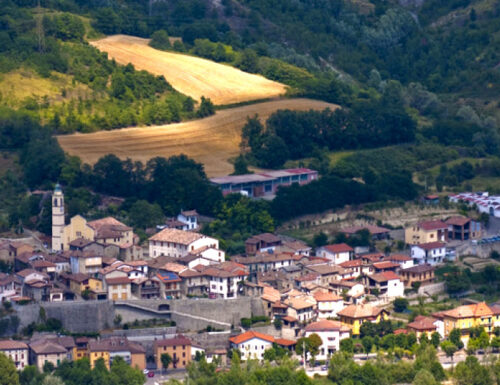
[57, 98, 339, 177]
[90, 35, 287, 105]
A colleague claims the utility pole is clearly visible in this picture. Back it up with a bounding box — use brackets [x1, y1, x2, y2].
[36, 0, 45, 53]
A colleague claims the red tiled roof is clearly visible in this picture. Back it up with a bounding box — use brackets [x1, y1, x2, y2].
[339, 260, 362, 268]
[106, 277, 131, 285]
[338, 304, 386, 319]
[359, 253, 385, 262]
[407, 316, 437, 331]
[369, 272, 400, 283]
[274, 338, 296, 346]
[445, 216, 471, 226]
[401, 264, 434, 273]
[295, 273, 319, 282]
[441, 302, 493, 319]
[373, 261, 399, 270]
[31, 260, 56, 268]
[0, 340, 28, 350]
[381, 271, 400, 281]
[229, 331, 274, 345]
[154, 335, 191, 348]
[313, 291, 343, 302]
[387, 254, 412, 262]
[305, 320, 343, 332]
[415, 242, 446, 251]
[323, 243, 353, 253]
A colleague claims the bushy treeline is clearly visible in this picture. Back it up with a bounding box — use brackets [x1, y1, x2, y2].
[270, 173, 416, 221]
[63, 154, 222, 216]
[0, 3, 205, 133]
[241, 101, 416, 169]
[2, 355, 144, 385]
[13, 0, 500, 101]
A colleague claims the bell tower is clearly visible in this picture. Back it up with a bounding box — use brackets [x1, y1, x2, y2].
[52, 183, 65, 251]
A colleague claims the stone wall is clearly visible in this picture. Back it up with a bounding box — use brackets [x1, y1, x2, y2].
[12, 297, 265, 335]
[13, 301, 114, 333]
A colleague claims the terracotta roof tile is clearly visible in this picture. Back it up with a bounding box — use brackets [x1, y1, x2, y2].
[418, 220, 448, 231]
[407, 316, 437, 331]
[313, 291, 343, 302]
[415, 242, 446, 251]
[0, 340, 28, 350]
[441, 302, 494, 319]
[322, 243, 353, 253]
[338, 304, 386, 319]
[149, 228, 204, 244]
[106, 277, 131, 285]
[154, 335, 192, 348]
[229, 331, 275, 345]
[305, 320, 344, 331]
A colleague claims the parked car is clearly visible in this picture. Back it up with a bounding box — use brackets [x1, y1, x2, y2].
[148, 371, 155, 378]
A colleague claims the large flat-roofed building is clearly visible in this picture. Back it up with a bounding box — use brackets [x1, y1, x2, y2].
[210, 168, 318, 197]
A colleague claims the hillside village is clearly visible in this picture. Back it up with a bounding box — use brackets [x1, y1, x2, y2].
[2, 183, 500, 376]
[2, 0, 500, 383]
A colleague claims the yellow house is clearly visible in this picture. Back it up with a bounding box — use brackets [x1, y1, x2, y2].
[106, 276, 132, 300]
[404, 220, 448, 245]
[87, 337, 146, 370]
[88, 340, 111, 369]
[62, 215, 95, 251]
[337, 304, 389, 335]
[61, 215, 134, 251]
[67, 273, 103, 295]
[154, 335, 192, 370]
[437, 302, 500, 342]
[74, 337, 90, 361]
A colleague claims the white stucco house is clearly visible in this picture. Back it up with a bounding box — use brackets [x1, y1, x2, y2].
[313, 291, 345, 319]
[0, 340, 29, 370]
[411, 242, 446, 265]
[177, 210, 199, 230]
[229, 331, 296, 361]
[316, 243, 353, 265]
[304, 320, 350, 361]
[363, 271, 405, 298]
[148, 228, 223, 261]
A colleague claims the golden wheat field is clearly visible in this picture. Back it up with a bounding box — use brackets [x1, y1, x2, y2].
[90, 35, 287, 105]
[57, 99, 339, 177]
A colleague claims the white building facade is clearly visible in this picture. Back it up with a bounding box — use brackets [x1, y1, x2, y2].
[229, 332, 274, 361]
[316, 244, 353, 265]
[411, 243, 446, 265]
[304, 320, 350, 361]
[0, 340, 29, 370]
[149, 228, 221, 260]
